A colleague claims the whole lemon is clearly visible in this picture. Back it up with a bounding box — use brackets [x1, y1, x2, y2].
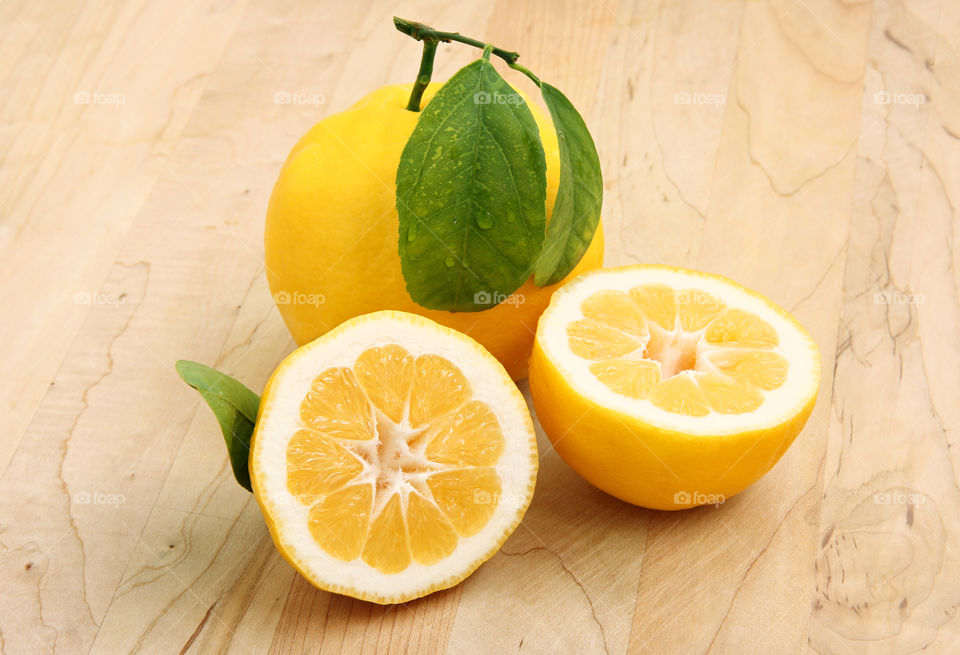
[265, 83, 603, 380]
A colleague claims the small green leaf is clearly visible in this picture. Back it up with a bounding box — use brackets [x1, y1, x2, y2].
[175, 360, 260, 492]
[396, 57, 547, 311]
[534, 83, 603, 287]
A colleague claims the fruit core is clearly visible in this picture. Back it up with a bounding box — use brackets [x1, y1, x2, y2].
[366, 416, 437, 495]
[644, 328, 700, 378]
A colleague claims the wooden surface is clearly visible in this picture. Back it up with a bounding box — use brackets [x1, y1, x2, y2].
[2, 0, 958, 652]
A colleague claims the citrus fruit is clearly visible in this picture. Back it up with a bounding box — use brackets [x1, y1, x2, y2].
[529, 265, 820, 510]
[249, 310, 538, 603]
[265, 83, 604, 381]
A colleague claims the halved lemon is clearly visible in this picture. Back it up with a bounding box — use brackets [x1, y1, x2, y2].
[529, 265, 820, 510]
[250, 311, 537, 604]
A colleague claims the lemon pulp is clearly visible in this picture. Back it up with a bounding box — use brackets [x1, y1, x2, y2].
[286, 345, 504, 574]
[568, 284, 789, 416]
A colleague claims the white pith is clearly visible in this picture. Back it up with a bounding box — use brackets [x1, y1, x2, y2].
[540, 266, 821, 435]
[251, 313, 537, 601]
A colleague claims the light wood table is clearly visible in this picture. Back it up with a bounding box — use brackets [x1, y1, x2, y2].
[2, 1, 958, 653]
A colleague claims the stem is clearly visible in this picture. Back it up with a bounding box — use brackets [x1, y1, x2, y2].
[508, 62, 541, 87]
[394, 17, 521, 65]
[405, 39, 438, 111]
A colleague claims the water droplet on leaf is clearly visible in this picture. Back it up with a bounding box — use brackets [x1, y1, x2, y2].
[475, 215, 494, 230]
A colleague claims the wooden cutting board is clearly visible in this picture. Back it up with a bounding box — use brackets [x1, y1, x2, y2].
[2, 0, 959, 652]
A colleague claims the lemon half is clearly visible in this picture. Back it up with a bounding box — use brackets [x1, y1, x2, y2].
[529, 265, 820, 510]
[251, 311, 537, 603]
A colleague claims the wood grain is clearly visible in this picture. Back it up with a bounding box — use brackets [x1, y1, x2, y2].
[1, 0, 958, 653]
[0, 0, 250, 477]
[809, 1, 960, 653]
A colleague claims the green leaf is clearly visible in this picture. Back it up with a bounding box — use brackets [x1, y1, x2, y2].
[396, 57, 547, 312]
[175, 360, 260, 492]
[533, 83, 603, 287]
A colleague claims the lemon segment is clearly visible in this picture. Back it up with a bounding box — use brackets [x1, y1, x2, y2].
[567, 319, 644, 360]
[361, 494, 411, 574]
[408, 354, 472, 429]
[427, 468, 501, 537]
[299, 368, 374, 440]
[424, 401, 505, 467]
[306, 484, 372, 561]
[580, 290, 648, 336]
[353, 344, 413, 424]
[706, 349, 789, 390]
[588, 359, 660, 399]
[698, 374, 765, 414]
[630, 284, 678, 330]
[648, 374, 711, 417]
[406, 491, 459, 565]
[676, 289, 726, 331]
[286, 430, 364, 500]
[704, 308, 779, 348]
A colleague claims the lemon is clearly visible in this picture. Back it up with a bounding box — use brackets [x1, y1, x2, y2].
[249, 310, 537, 603]
[529, 265, 820, 510]
[265, 84, 604, 381]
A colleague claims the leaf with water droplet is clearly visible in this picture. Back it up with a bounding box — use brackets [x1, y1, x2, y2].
[533, 83, 603, 287]
[396, 57, 546, 312]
